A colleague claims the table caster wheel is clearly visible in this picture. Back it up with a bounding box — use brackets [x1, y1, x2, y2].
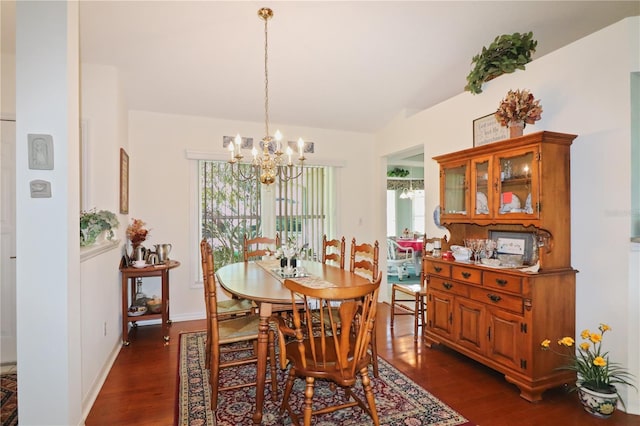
[122, 340, 130, 346]
[132, 322, 138, 328]
[163, 336, 170, 342]
[166, 319, 172, 325]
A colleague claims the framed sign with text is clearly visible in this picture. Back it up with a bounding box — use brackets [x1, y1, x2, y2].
[473, 113, 509, 147]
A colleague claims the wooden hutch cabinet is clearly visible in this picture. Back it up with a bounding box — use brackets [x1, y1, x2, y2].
[425, 131, 577, 401]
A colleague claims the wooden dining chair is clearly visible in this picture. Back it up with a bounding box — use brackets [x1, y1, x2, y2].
[200, 240, 277, 410]
[322, 235, 345, 269]
[199, 240, 254, 328]
[243, 233, 281, 261]
[276, 275, 381, 426]
[349, 238, 380, 377]
[390, 235, 446, 341]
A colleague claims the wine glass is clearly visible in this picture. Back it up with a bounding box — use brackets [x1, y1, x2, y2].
[282, 245, 297, 275]
[484, 239, 497, 260]
[473, 239, 485, 264]
[464, 238, 476, 262]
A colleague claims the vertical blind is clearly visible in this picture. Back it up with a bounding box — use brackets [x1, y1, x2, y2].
[200, 161, 330, 268]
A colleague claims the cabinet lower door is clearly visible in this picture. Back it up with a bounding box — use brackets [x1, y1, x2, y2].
[487, 308, 523, 371]
[454, 298, 486, 352]
[428, 290, 454, 339]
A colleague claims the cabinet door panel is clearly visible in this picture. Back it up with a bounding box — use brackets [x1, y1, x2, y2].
[440, 160, 469, 221]
[471, 156, 493, 219]
[455, 298, 485, 352]
[488, 309, 523, 371]
[495, 147, 539, 219]
[428, 290, 454, 339]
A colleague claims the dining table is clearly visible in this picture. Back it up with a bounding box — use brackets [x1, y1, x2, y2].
[215, 259, 374, 424]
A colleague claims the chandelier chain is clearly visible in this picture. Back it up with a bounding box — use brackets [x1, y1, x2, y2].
[263, 16, 270, 140]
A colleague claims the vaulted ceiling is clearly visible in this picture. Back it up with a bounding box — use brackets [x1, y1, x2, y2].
[3, 1, 639, 133]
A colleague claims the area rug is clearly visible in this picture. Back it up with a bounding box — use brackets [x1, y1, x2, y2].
[1, 373, 18, 426]
[176, 331, 473, 426]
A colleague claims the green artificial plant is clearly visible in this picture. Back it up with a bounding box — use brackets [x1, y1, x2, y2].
[80, 209, 119, 246]
[465, 32, 537, 95]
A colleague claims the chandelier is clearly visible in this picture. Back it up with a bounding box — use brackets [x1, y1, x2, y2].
[227, 7, 306, 185]
[399, 179, 415, 199]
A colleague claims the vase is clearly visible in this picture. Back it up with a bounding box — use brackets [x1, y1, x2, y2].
[508, 120, 524, 138]
[577, 384, 618, 418]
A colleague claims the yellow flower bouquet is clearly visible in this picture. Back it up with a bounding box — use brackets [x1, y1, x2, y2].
[541, 323, 636, 409]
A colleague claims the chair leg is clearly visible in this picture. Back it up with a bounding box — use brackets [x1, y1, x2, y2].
[360, 366, 380, 426]
[268, 329, 278, 401]
[370, 324, 379, 378]
[414, 293, 420, 341]
[210, 348, 220, 410]
[303, 376, 315, 426]
[280, 368, 296, 415]
[390, 287, 396, 328]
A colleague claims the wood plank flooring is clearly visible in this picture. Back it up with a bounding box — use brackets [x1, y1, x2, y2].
[86, 303, 640, 425]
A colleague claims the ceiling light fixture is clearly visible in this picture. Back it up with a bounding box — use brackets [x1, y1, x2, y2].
[227, 8, 306, 185]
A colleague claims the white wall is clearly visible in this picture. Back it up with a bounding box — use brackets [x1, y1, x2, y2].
[79, 63, 129, 414]
[127, 111, 376, 320]
[15, 2, 82, 424]
[376, 17, 640, 413]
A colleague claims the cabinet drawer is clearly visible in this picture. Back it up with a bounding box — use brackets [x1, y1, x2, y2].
[452, 265, 482, 284]
[428, 277, 469, 297]
[483, 271, 522, 294]
[425, 261, 451, 278]
[469, 287, 523, 314]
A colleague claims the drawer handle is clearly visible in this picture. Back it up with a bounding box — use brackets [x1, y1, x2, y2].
[461, 272, 471, 279]
[434, 266, 442, 273]
[487, 293, 502, 303]
[495, 279, 508, 286]
[442, 282, 453, 290]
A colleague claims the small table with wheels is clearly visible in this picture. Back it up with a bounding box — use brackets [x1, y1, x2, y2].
[120, 260, 180, 346]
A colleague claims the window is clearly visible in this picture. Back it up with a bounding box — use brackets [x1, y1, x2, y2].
[387, 190, 396, 236]
[412, 190, 425, 234]
[199, 161, 333, 269]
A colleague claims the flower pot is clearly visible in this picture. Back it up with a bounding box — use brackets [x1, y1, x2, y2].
[508, 120, 525, 138]
[577, 384, 618, 418]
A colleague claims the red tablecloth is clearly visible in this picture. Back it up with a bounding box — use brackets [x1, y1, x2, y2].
[396, 239, 423, 252]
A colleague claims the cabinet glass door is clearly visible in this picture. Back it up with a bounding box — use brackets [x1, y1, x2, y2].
[440, 161, 468, 219]
[495, 148, 538, 218]
[471, 157, 492, 219]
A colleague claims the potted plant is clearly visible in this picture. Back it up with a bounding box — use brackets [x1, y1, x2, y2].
[465, 32, 537, 95]
[541, 323, 637, 418]
[495, 89, 543, 138]
[80, 209, 119, 246]
[387, 167, 410, 178]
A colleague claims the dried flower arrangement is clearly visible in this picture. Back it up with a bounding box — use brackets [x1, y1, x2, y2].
[495, 89, 543, 128]
[126, 218, 150, 247]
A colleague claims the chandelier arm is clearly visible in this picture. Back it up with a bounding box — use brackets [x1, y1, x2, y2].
[278, 164, 305, 182]
[229, 162, 259, 183]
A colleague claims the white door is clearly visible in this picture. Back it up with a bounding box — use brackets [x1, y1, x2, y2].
[1, 119, 17, 364]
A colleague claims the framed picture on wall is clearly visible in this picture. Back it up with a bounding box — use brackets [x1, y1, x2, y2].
[119, 148, 129, 214]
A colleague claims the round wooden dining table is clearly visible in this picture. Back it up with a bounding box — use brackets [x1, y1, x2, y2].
[215, 259, 373, 424]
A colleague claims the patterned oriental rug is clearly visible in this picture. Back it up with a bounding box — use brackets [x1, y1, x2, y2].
[176, 331, 474, 426]
[1, 373, 18, 426]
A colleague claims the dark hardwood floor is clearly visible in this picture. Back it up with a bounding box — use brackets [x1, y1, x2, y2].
[86, 303, 640, 425]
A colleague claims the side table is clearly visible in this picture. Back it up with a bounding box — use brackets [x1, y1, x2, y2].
[120, 260, 180, 345]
